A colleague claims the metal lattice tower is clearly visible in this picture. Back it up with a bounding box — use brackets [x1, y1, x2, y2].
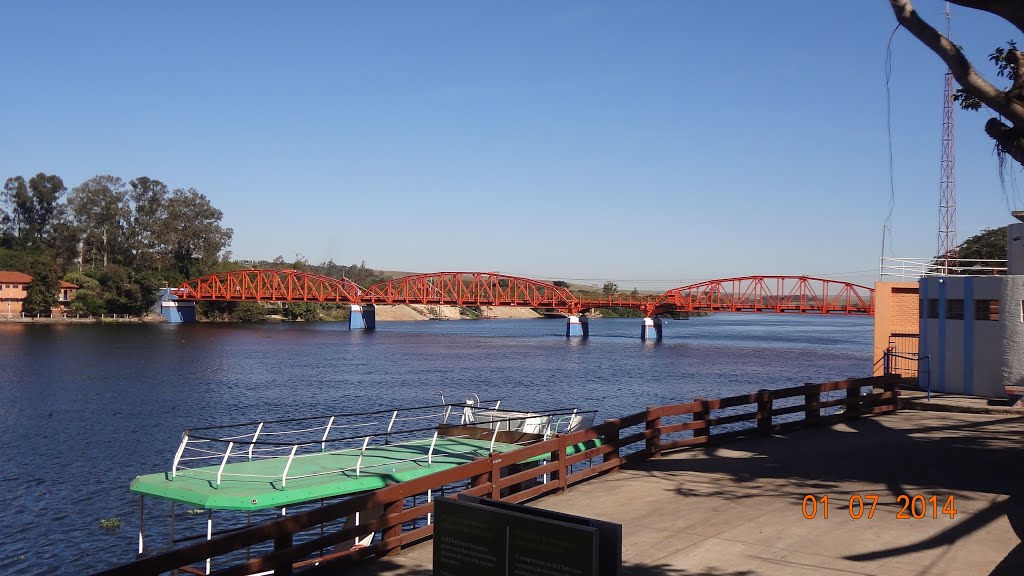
[938, 3, 958, 273]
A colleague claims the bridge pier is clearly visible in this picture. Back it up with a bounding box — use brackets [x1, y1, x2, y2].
[640, 317, 662, 341]
[565, 314, 589, 338]
[157, 288, 196, 323]
[349, 304, 376, 330]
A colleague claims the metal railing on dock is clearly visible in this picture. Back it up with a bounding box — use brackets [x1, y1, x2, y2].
[95, 375, 900, 576]
[168, 401, 592, 489]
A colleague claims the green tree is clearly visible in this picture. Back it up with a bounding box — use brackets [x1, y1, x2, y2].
[161, 188, 233, 278]
[602, 281, 619, 295]
[284, 302, 321, 321]
[2, 174, 77, 265]
[889, 1, 1024, 167]
[22, 259, 59, 315]
[2, 176, 32, 245]
[553, 280, 571, 288]
[27, 173, 67, 246]
[231, 302, 267, 322]
[70, 289, 105, 316]
[68, 175, 129, 268]
[126, 177, 168, 268]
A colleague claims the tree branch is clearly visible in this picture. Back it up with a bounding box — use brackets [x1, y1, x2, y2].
[947, 0, 1024, 35]
[890, 0, 1024, 126]
[986, 117, 1024, 164]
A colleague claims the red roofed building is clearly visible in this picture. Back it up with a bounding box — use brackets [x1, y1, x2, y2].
[0, 271, 78, 318]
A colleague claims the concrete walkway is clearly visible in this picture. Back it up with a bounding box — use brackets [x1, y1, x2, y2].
[343, 410, 1024, 576]
[901, 389, 1024, 415]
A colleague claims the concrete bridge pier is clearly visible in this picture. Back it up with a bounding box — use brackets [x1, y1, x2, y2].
[157, 288, 196, 323]
[565, 314, 589, 338]
[640, 317, 662, 341]
[349, 304, 376, 330]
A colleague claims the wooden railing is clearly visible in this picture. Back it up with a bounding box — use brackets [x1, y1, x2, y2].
[93, 375, 900, 576]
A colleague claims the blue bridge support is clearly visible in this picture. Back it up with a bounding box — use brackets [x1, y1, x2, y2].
[641, 317, 662, 341]
[157, 288, 196, 323]
[566, 314, 589, 338]
[349, 304, 376, 330]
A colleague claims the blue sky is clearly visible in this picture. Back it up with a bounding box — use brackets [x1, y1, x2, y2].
[2, 1, 1020, 289]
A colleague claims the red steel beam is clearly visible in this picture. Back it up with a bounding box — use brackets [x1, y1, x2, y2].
[174, 271, 874, 317]
[652, 276, 873, 316]
[175, 270, 365, 303]
[360, 272, 578, 311]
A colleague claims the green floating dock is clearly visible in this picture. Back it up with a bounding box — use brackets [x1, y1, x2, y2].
[131, 437, 527, 511]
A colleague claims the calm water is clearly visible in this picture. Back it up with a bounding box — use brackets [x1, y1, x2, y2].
[0, 314, 871, 574]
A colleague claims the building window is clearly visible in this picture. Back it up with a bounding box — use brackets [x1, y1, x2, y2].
[927, 299, 939, 319]
[946, 299, 964, 320]
[975, 300, 1000, 321]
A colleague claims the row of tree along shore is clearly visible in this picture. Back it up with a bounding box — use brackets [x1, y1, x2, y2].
[2, 172, 640, 322]
[0, 172, 388, 320]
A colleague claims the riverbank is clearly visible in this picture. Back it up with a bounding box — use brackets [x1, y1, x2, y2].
[0, 314, 163, 323]
[372, 304, 543, 321]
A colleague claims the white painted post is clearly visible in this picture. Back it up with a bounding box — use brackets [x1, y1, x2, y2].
[428, 430, 439, 465]
[138, 495, 144, 555]
[205, 510, 213, 575]
[281, 445, 298, 488]
[247, 422, 264, 461]
[427, 489, 433, 525]
[171, 434, 189, 478]
[216, 442, 234, 487]
[356, 436, 371, 477]
[386, 410, 398, 443]
[321, 416, 335, 452]
[489, 424, 500, 453]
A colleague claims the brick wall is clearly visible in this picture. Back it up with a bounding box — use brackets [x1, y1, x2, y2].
[872, 282, 920, 376]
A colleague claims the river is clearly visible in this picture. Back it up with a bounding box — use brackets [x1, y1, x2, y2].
[0, 314, 871, 574]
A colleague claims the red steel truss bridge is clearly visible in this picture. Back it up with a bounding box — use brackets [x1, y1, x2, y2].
[174, 270, 874, 316]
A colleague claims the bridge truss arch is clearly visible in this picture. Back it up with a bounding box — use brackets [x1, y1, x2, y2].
[652, 276, 874, 316]
[174, 269, 365, 303]
[361, 272, 578, 310]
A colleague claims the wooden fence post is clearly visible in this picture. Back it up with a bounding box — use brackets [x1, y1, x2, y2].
[603, 419, 620, 466]
[273, 534, 293, 575]
[884, 377, 900, 413]
[646, 408, 662, 458]
[756, 390, 772, 436]
[694, 398, 709, 439]
[845, 382, 862, 420]
[382, 496, 404, 556]
[490, 454, 502, 500]
[804, 383, 820, 427]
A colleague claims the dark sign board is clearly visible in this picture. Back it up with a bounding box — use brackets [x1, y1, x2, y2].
[434, 495, 621, 576]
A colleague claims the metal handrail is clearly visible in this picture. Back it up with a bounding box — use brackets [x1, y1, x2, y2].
[880, 256, 1007, 279]
[170, 406, 597, 487]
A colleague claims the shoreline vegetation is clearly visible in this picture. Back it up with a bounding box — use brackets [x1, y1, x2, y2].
[1, 305, 706, 324]
[2, 172, 696, 325]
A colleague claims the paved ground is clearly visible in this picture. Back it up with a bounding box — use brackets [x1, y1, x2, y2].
[901, 389, 1024, 415]
[342, 409, 1024, 576]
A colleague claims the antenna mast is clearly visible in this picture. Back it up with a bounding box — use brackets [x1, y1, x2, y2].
[938, 2, 958, 273]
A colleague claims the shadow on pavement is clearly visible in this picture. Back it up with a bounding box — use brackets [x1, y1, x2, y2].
[630, 412, 1024, 575]
[340, 557, 757, 576]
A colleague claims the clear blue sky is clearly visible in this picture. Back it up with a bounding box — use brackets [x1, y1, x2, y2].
[2, 1, 1019, 289]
